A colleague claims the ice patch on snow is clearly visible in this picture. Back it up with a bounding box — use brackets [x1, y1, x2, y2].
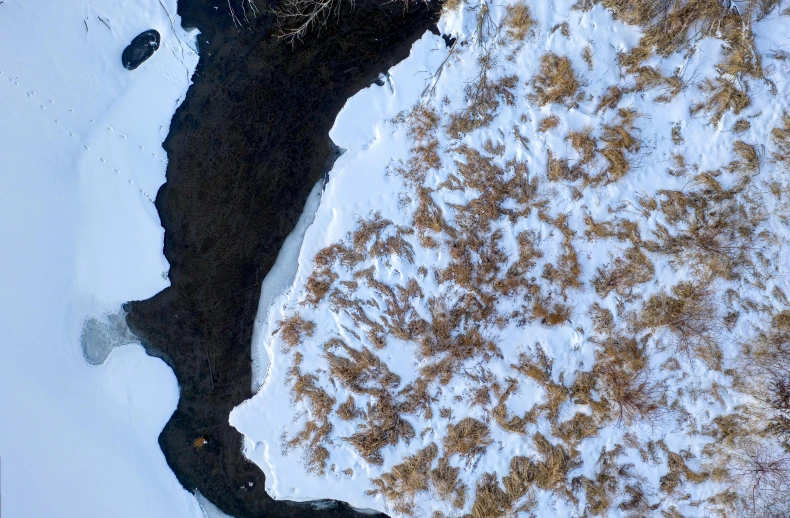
[80, 308, 137, 364]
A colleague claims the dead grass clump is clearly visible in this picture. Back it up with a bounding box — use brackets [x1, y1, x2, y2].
[531, 433, 582, 491]
[594, 86, 623, 114]
[492, 379, 537, 434]
[503, 0, 536, 41]
[771, 112, 790, 167]
[672, 125, 684, 145]
[277, 313, 316, 347]
[368, 443, 438, 515]
[470, 472, 511, 518]
[538, 114, 560, 132]
[641, 282, 721, 366]
[444, 417, 492, 463]
[691, 77, 750, 126]
[553, 412, 599, 443]
[532, 297, 572, 326]
[607, 0, 728, 58]
[592, 246, 655, 298]
[582, 44, 594, 70]
[647, 174, 765, 280]
[432, 457, 467, 508]
[304, 268, 338, 306]
[392, 105, 442, 185]
[728, 140, 760, 176]
[345, 394, 415, 465]
[567, 127, 597, 166]
[660, 451, 710, 494]
[733, 118, 751, 133]
[546, 149, 581, 183]
[336, 395, 360, 420]
[325, 342, 400, 396]
[588, 108, 641, 185]
[529, 53, 582, 108]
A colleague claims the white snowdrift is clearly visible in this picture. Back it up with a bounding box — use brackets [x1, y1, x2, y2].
[0, 1, 209, 517]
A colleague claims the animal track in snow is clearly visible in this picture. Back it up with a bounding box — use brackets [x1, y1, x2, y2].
[1, 65, 178, 204]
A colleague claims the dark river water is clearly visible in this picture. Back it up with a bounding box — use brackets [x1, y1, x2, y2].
[124, 0, 438, 516]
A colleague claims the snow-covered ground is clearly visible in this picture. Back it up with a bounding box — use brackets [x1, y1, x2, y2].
[232, 1, 790, 516]
[0, 1, 213, 516]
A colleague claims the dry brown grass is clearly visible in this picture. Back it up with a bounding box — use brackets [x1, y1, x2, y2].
[691, 77, 750, 126]
[733, 118, 751, 133]
[345, 394, 415, 465]
[325, 342, 400, 396]
[538, 114, 560, 132]
[728, 140, 760, 176]
[582, 44, 594, 70]
[660, 451, 710, 494]
[492, 379, 537, 434]
[646, 173, 766, 280]
[368, 443, 438, 515]
[444, 417, 492, 463]
[529, 53, 582, 108]
[503, 0, 536, 41]
[592, 246, 655, 298]
[336, 395, 360, 421]
[277, 313, 316, 347]
[605, 0, 728, 58]
[771, 112, 790, 167]
[392, 105, 442, 186]
[594, 86, 623, 114]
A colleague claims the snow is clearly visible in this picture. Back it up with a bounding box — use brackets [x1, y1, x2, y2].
[231, 1, 790, 516]
[0, 0, 212, 516]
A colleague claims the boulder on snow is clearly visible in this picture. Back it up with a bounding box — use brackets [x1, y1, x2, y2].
[122, 29, 160, 71]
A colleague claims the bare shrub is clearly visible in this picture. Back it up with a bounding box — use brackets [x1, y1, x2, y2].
[744, 311, 790, 440]
[529, 53, 582, 108]
[729, 441, 790, 516]
[641, 282, 722, 367]
[591, 246, 655, 298]
[273, 0, 350, 43]
[447, 53, 518, 138]
[646, 173, 766, 280]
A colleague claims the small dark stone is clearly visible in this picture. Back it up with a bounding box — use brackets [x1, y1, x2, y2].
[122, 29, 160, 71]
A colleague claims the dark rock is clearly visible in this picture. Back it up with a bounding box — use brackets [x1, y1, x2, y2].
[122, 29, 160, 71]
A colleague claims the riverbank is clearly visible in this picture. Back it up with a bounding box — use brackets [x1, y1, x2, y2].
[125, 1, 439, 516]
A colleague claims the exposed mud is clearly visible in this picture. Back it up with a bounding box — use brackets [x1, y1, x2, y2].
[124, 1, 438, 516]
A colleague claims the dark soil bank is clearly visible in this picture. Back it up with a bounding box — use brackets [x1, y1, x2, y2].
[125, 1, 437, 517]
